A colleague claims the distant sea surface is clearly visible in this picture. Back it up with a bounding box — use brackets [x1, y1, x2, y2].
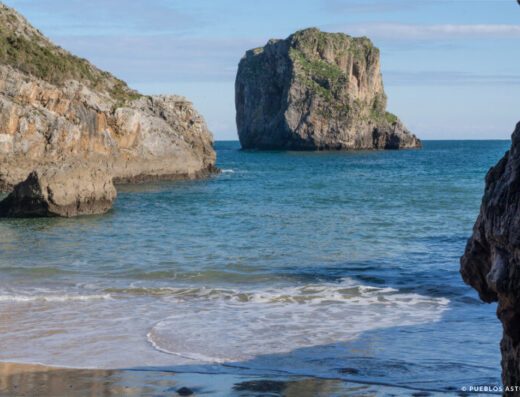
[0, 140, 509, 393]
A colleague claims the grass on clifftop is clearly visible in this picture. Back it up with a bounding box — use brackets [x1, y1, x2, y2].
[291, 28, 377, 62]
[0, 28, 141, 103]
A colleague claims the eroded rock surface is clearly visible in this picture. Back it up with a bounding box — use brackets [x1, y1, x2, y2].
[461, 121, 520, 392]
[0, 1, 217, 192]
[235, 28, 421, 150]
[0, 163, 116, 217]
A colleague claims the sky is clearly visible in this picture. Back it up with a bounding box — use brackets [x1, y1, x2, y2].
[4, 0, 520, 140]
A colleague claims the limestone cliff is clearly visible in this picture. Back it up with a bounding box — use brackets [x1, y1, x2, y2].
[0, 2, 217, 192]
[461, 121, 520, 393]
[235, 28, 421, 150]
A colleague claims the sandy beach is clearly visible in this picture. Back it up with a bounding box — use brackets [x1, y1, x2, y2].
[0, 362, 160, 396]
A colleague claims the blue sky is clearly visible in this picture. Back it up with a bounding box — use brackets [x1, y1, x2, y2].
[5, 0, 520, 140]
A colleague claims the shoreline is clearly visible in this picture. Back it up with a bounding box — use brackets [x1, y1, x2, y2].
[0, 163, 221, 195]
[0, 361, 478, 396]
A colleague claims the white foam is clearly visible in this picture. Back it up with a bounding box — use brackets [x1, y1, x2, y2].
[0, 279, 450, 369]
[0, 293, 112, 302]
[147, 278, 449, 363]
[146, 330, 227, 364]
[221, 169, 235, 173]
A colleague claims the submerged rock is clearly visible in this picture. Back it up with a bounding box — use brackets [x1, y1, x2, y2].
[233, 380, 288, 393]
[235, 27, 421, 150]
[0, 163, 116, 217]
[460, 121, 520, 392]
[0, 1, 217, 193]
[176, 387, 194, 396]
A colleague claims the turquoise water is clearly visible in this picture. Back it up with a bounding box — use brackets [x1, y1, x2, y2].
[0, 140, 509, 393]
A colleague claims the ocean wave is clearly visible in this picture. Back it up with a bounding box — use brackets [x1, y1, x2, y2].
[106, 279, 450, 307]
[221, 169, 235, 173]
[0, 293, 112, 302]
[146, 278, 449, 364]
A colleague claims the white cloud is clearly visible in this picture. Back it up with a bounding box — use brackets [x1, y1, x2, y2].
[52, 35, 259, 84]
[384, 71, 520, 86]
[4, 0, 201, 35]
[322, 0, 418, 13]
[329, 22, 520, 40]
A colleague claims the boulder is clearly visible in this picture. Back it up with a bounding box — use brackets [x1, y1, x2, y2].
[0, 163, 116, 217]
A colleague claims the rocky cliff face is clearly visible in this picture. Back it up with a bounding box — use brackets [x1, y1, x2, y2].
[235, 28, 421, 151]
[461, 122, 520, 392]
[0, 1, 217, 192]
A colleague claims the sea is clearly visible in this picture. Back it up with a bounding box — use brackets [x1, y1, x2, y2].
[0, 140, 510, 395]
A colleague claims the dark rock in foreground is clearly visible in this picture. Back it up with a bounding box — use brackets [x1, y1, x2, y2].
[460, 121, 520, 394]
[0, 163, 116, 217]
[235, 28, 421, 151]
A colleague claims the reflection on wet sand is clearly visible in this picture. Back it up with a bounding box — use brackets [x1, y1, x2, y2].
[0, 363, 180, 396]
[0, 362, 428, 396]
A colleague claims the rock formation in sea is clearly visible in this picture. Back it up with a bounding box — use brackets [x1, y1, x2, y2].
[0, 163, 116, 217]
[461, 121, 520, 391]
[0, 1, 217, 193]
[235, 27, 421, 151]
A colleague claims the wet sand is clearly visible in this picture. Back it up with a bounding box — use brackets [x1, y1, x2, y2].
[0, 361, 467, 397]
[0, 362, 168, 396]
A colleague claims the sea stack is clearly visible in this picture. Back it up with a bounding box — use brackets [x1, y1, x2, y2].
[235, 28, 421, 151]
[461, 121, 520, 393]
[0, 1, 217, 193]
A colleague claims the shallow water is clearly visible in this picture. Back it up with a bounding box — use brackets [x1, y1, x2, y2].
[0, 140, 508, 393]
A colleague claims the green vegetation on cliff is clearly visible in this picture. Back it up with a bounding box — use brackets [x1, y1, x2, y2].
[368, 109, 399, 124]
[288, 28, 380, 118]
[0, 5, 140, 104]
[289, 48, 344, 82]
[291, 28, 375, 55]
